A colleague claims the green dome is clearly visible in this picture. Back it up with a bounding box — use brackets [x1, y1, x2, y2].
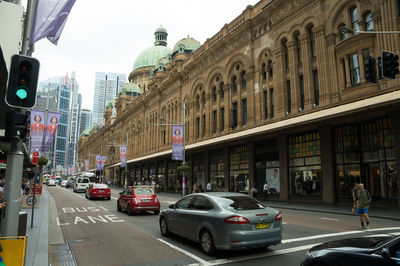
[133, 46, 172, 70]
[173, 36, 201, 54]
[120, 82, 141, 95]
[106, 98, 116, 108]
[80, 129, 91, 138]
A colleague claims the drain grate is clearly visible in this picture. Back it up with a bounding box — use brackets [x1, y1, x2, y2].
[49, 243, 77, 266]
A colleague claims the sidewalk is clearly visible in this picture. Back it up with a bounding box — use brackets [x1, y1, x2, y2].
[154, 192, 400, 221]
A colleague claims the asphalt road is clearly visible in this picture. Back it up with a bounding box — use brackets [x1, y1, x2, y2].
[47, 186, 400, 266]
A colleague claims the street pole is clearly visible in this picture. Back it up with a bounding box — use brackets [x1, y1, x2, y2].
[22, 0, 38, 56]
[182, 102, 186, 196]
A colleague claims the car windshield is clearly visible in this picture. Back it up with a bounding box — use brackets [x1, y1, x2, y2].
[134, 188, 154, 195]
[93, 184, 108, 188]
[221, 196, 266, 210]
[77, 178, 89, 183]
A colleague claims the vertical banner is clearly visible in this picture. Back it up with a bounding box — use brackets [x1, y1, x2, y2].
[120, 146, 127, 168]
[101, 156, 107, 170]
[85, 160, 89, 172]
[44, 112, 61, 151]
[96, 156, 101, 170]
[266, 168, 280, 194]
[172, 125, 184, 161]
[30, 110, 46, 152]
[78, 167, 81, 174]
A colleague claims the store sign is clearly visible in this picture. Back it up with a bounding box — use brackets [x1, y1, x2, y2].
[0, 159, 6, 169]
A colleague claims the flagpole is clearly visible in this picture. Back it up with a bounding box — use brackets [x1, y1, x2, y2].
[22, 0, 38, 55]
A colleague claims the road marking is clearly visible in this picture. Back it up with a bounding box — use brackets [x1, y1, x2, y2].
[321, 217, 339, 221]
[282, 222, 288, 225]
[157, 238, 210, 265]
[282, 227, 400, 244]
[111, 196, 118, 200]
[185, 243, 320, 266]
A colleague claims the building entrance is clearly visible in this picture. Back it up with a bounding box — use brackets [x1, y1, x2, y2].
[362, 163, 380, 199]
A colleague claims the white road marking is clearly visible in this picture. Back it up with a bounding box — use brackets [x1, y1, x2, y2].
[157, 238, 211, 265]
[321, 217, 339, 221]
[282, 222, 288, 225]
[390, 232, 400, 236]
[185, 243, 320, 266]
[282, 227, 400, 244]
[111, 196, 118, 200]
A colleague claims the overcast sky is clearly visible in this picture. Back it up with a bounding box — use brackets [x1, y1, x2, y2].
[31, 0, 260, 110]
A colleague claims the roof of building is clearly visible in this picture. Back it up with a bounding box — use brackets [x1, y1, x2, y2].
[172, 36, 201, 54]
[119, 82, 141, 95]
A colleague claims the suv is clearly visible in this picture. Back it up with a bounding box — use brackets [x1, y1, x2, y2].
[73, 177, 90, 192]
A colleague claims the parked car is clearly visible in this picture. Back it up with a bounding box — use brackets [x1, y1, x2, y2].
[159, 192, 282, 255]
[47, 179, 56, 186]
[301, 235, 400, 266]
[66, 178, 74, 188]
[117, 186, 160, 215]
[86, 183, 111, 200]
[73, 177, 90, 192]
[60, 180, 68, 187]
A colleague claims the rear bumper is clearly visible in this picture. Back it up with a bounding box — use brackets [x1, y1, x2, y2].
[133, 205, 160, 211]
[91, 193, 110, 198]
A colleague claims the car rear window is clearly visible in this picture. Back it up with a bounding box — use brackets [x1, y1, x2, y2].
[133, 188, 154, 195]
[221, 196, 266, 210]
[77, 178, 89, 183]
[93, 184, 108, 189]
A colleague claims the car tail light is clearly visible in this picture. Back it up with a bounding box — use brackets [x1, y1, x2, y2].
[154, 197, 158, 203]
[94, 189, 99, 193]
[107, 189, 110, 193]
[275, 212, 282, 221]
[224, 215, 249, 224]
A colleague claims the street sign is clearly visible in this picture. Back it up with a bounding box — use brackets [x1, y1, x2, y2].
[32, 151, 39, 165]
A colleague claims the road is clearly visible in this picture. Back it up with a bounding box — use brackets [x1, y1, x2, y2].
[47, 186, 400, 266]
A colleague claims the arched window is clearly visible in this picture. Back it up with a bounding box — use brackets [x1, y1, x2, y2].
[282, 40, 289, 69]
[196, 95, 200, 110]
[308, 27, 316, 58]
[241, 71, 247, 89]
[268, 60, 273, 77]
[212, 86, 217, 102]
[262, 63, 267, 80]
[220, 82, 224, 98]
[295, 34, 302, 64]
[351, 7, 360, 31]
[202, 92, 206, 107]
[232, 75, 237, 92]
[364, 11, 373, 31]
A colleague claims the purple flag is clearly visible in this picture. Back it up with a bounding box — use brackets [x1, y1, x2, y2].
[44, 112, 61, 151]
[85, 160, 89, 172]
[101, 156, 107, 170]
[30, 110, 46, 152]
[172, 125, 184, 161]
[30, 0, 77, 45]
[96, 156, 101, 171]
[78, 167, 81, 174]
[120, 146, 127, 168]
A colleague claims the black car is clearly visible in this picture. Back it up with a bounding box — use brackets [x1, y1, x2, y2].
[301, 235, 400, 266]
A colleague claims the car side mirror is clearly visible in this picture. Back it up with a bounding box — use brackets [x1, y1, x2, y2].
[380, 247, 390, 260]
[169, 204, 175, 209]
[119, 192, 123, 195]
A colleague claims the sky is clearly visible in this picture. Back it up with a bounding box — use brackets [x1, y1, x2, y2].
[31, 0, 260, 110]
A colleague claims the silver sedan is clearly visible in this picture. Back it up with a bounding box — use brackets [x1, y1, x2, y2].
[159, 192, 282, 254]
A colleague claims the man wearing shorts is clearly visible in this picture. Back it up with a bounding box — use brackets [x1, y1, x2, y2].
[355, 183, 372, 229]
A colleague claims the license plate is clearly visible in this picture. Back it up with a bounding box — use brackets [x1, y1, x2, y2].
[142, 199, 150, 202]
[99, 190, 104, 193]
[256, 222, 269, 229]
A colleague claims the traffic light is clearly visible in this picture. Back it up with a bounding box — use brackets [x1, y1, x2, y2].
[5, 111, 29, 141]
[6, 54, 40, 108]
[381, 50, 399, 79]
[365, 56, 376, 83]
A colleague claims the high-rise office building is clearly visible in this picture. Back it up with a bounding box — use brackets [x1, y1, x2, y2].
[79, 109, 92, 135]
[67, 72, 81, 169]
[92, 72, 126, 126]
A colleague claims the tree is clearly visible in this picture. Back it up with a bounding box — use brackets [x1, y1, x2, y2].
[38, 156, 48, 172]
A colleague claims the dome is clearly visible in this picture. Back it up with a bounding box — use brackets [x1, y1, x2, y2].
[106, 98, 116, 108]
[119, 82, 141, 96]
[80, 129, 91, 138]
[133, 46, 172, 70]
[133, 26, 172, 70]
[172, 36, 201, 54]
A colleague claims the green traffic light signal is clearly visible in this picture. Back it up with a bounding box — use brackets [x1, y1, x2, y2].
[16, 86, 28, 100]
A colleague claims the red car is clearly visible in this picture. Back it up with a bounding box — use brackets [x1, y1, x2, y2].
[117, 186, 160, 215]
[86, 183, 111, 200]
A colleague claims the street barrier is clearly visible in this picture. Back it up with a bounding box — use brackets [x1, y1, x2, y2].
[0, 236, 27, 266]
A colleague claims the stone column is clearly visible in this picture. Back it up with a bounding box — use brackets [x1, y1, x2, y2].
[358, 51, 366, 84]
[314, 25, 329, 105]
[247, 141, 255, 197]
[273, 48, 286, 117]
[300, 34, 313, 109]
[287, 40, 299, 113]
[343, 57, 351, 89]
[319, 126, 336, 204]
[326, 34, 340, 102]
[278, 135, 289, 201]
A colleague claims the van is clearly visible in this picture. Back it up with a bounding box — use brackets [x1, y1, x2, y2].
[73, 177, 90, 193]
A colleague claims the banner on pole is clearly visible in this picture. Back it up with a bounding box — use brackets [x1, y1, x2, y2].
[172, 125, 184, 161]
[120, 146, 127, 168]
[30, 110, 45, 152]
[96, 156, 101, 171]
[44, 112, 61, 152]
[101, 156, 107, 170]
[85, 160, 89, 172]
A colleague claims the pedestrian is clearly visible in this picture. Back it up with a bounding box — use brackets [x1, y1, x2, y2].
[351, 182, 360, 212]
[206, 181, 211, 192]
[252, 184, 258, 198]
[198, 183, 203, 193]
[355, 183, 372, 230]
[193, 181, 198, 194]
[263, 181, 269, 201]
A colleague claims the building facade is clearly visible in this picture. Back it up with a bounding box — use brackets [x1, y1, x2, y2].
[79, 109, 92, 136]
[79, 0, 400, 206]
[92, 72, 127, 126]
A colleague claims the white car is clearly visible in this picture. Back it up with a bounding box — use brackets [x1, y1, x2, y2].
[47, 179, 56, 186]
[73, 177, 90, 192]
[60, 180, 68, 187]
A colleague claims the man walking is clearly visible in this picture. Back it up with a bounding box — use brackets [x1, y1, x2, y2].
[263, 181, 269, 201]
[206, 181, 211, 192]
[355, 183, 372, 229]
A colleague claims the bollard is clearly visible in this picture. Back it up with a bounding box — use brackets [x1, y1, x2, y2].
[18, 211, 27, 236]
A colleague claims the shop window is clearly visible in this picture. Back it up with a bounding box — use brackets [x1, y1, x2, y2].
[242, 98, 247, 125]
[230, 145, 249, 193]
[364, 12, 374, 31]
[288, 131, 322, 197]
[350, 6, 360, 31]
[349, 53, 361, 86]
[209, 150, 225, 192]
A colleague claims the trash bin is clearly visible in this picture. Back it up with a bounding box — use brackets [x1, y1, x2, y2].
[18, 211, 27, 236]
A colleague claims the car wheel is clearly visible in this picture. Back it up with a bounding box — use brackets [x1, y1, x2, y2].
[160, 217, 169, 237]
[127, 204, 133, 216]
[106, 197, 111, 200]
[200, 230, 216, 255]
[154, 210, 160, 215]
[117, 202, 122, 212]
